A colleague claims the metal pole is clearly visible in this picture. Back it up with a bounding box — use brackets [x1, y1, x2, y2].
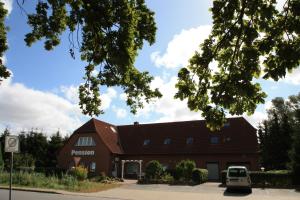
[9, 152, 13, 200]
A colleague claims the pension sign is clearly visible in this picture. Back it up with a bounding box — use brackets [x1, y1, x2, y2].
[71, 150, 95, 156]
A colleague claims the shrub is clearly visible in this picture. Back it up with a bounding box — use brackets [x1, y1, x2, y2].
[175, 160, 196, 181]
[221, 170, 293, 188]
[69, 165, 88, 181]
[145, 160, 163, 179]
[192, 168, 208, 184]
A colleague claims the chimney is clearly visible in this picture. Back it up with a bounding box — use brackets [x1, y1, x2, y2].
[134, 121, 139, 125]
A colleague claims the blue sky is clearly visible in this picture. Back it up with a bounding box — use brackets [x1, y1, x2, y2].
[0, 0, 299, 136]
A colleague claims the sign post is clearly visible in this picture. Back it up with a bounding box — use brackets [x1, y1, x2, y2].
[5, 136, 19, 200]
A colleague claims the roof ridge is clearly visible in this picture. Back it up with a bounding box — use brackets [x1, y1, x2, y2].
[116, 116, 245, 128]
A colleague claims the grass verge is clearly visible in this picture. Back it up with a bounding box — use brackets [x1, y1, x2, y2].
[0, 171, 120, 193]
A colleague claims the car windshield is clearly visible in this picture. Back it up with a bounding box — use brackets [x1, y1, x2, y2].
[228, 168, 247, 177]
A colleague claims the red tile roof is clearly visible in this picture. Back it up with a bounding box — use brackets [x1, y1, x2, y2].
[74, 118, 123, 154]
[117, 117, 258, 155]
[74, 117, 258, 155]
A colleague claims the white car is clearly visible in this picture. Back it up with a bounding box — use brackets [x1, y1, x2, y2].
[226, 166, 252, 192]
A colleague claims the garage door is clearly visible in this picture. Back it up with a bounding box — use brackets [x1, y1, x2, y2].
[206, 163, 219, 180]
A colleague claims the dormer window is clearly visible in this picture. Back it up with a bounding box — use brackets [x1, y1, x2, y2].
[75, 137, 96, 146]
[186, 137, 194, 144]
[164, 138, 171, 145]
[143, 139, 150, 146]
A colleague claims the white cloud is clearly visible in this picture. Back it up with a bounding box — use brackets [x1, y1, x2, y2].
[136, 76, 202, 122]
[112, 106, 127, 119]
[244, 111, 267, 128]
[1, 55, 7, 65]
[276, 0, 286, 11]
[101, 88, 117, 110]
[60, 85, 78, 104]
[0, 76, 83, 136]
[0, 0, 13, 15]
[151, 25, 211, 69]
[60, 85, 117, 111]
[119, 93, 127, 101]
[280, 67, 300, 85]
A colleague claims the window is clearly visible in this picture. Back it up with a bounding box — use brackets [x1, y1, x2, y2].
[90, 162, 96, 172]
[75, 137, 96, 146]
[210, 136, 219, 144]
[164, 138, 171, 145]
[228, 168, 247, 177]
[186, 137, 194, 144]
[143, 139, 150, 146]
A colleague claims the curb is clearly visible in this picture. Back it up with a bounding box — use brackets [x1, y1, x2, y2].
[0, 186, 63, 194]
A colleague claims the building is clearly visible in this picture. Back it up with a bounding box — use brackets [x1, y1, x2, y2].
[57, 117, 259, 180]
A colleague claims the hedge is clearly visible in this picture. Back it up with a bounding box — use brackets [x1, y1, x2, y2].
[192, 168, 208, 184]
[221, 170, 293, 188]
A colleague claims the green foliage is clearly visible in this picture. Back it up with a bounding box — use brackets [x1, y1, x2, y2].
[175, 0, 300, 130]
[258, 93, 300, 170]
[192, 168, 208, 184]
[145, 160, 163, 179]
[69, 165, 88, 181]
[23, 0, 161, 116]
[174, 160, 196, 181]
[221, 170, 293, 187]
[46, 131, 64, 168]
[289, 109, 300, 185]
[0, 2, 10, 82]
[0, 171, 119, 192]
[0, 143, 3, 171]
[0, 0, 161, 117]
[13, 153, 35, 172]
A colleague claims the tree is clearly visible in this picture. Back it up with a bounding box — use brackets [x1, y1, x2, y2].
[175, 0, 300, 129]
[0, 0, 161, 116]
[46, 131, 64, 168]
[0, 128, 10, 168]
[0, 143, 4, 171]
[258, 93, 299, 170]
[289, 109, 300, 184]
[25, 130, 48, 169]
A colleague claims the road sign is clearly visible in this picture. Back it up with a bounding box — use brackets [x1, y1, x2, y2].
[5, 135, 19, 153]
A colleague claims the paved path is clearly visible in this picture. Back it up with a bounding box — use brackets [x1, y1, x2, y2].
[1, 182, 300, 200]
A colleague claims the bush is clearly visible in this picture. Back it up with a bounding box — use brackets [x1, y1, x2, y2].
[69, 165, 88, 181]
[175, 160, 196, 181]
[145, 160, 163, 179]
[192, 168, 208, 184]
[221, 170, 293, 188]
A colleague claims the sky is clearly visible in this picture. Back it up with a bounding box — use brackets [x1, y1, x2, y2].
[0, 0, 299, 136]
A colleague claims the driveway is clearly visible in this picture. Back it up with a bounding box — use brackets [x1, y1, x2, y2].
[1, 182, 300, 200]
[96, 182, 300, 200]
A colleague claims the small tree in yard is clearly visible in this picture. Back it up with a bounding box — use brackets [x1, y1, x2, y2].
[175, 160, 196, 182]
[70, 165, 88, 181]
[145, 160, 163, 180]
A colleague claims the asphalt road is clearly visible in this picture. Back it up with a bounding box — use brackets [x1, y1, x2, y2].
[0, 190, 108, 200]
[1, 183, 300, 200]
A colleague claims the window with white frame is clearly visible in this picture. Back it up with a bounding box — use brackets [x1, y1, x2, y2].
[75, 137, 96, 146]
